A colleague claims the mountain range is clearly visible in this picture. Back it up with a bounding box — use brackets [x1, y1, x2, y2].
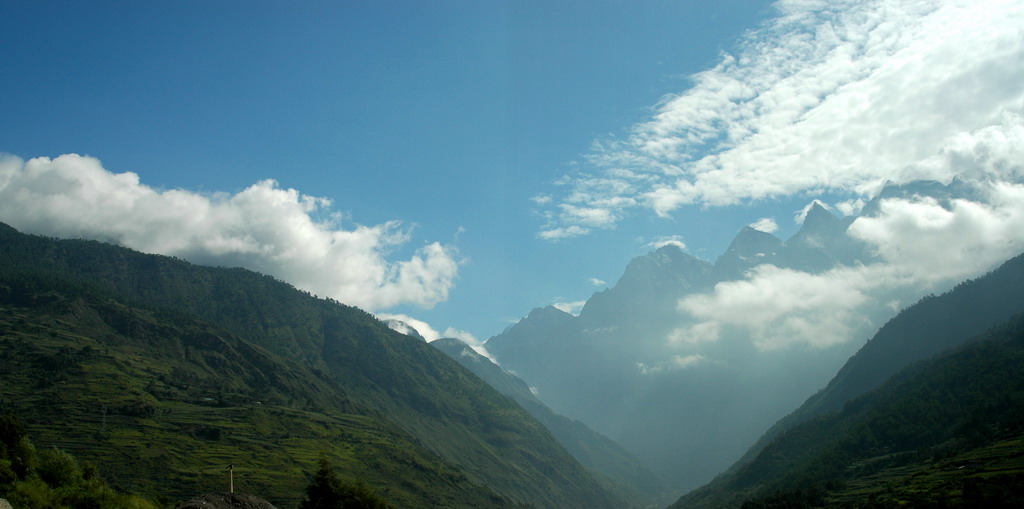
[4, 177, 1024, 507]
[0, 222, 625, 508]
[484, 180, 1001, 491]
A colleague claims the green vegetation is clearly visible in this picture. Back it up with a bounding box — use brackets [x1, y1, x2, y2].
[0, 223, 622, 508]
[0, 414, 163, 509]
[673, 312, 1024, 508]
[730, 251, 1024, 478]
[798, 251, 1024, 420]
[0, 273, 505, 507]
[299, 457, 393, 509]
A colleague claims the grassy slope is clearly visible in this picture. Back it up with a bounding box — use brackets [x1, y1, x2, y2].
[0, 223, 623, 508]
[0, 280, 507, 508]
[828, 435, 1024, 507]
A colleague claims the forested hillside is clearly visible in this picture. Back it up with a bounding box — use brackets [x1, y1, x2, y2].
[0, 223, 624, 508]
[734, 251, 1024, 471]
[673, 311, 1024, 508]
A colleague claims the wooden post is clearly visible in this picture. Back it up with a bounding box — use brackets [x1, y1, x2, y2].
[227, 463, 234, 493]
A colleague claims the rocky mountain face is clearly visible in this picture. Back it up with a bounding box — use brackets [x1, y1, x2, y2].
[712, 226, 783, 282]
[713, 202, 868, 281]
[486, 234, 856, 490]
[178, 493, 278, 509]
[484, 180, 981, 491]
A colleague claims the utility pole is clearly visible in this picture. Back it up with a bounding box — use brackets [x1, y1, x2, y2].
[227, 463, 234, 493]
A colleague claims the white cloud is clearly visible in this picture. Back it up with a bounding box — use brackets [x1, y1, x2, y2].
[442, 326, 499, 364]
[0, 154, 461, 311]
[378, 313, 443, 341]
[588, 277, 607, 286]
[540, 0, 1024, 233]
[530, 194, 553, 205]
[676, 264, 877, 351]
[849, 185, 1024, 284]
[794, 200, 831, 224]
[671, 179, 1024, 351]
[381, 313, 500, 364]
[553, 300, 587, 316]
[637, 354, 709, 375]
[749, 217, 779, 233]
[834, 198, 866, 217]
[538, 0, 1024, 355]
[648, 235, 687, 250]
[538, 225, 590, 240]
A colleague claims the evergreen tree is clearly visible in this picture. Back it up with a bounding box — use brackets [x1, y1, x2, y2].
[299, 457, 392, 509]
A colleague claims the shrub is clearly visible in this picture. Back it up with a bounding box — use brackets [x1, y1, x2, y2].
[36, 447, 81, 488]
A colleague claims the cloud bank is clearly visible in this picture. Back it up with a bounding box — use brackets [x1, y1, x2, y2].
[539, 0, 1024, 233]
[672, 182, 1024, 351]
[0, 153, 460, 312]
[531, 0, 1024, 354]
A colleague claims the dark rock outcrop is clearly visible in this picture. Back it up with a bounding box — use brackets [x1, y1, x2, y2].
[177, 492, 277, 509]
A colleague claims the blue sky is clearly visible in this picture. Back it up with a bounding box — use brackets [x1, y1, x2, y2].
[3, 0, 1024, 347]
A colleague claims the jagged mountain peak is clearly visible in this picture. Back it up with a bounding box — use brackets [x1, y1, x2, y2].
[861, 179, 964, 217]
[577, 245, 713, 327]
[726, 226, 783, 254]
[527, 305, 575, 322]
[619, 244, 712, 287]
[493, 305, 577, 343]
[643, 242, 697, 265]
[778, 201, 863, 273]
[713, 227, 783, 281]
[799, 201, 839, 233]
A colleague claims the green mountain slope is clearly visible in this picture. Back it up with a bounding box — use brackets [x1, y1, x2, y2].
[431, 337, 672, 507]
[730, 251, 1024, 473]
[0, 273, 505, 508]
[800, 251, 1024, 419]
[0, 223, 624, 509]
[672, 312, 1024, 508]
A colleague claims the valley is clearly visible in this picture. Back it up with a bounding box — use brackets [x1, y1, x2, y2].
[3, 1, 1023, 507]
[4, 179, 1024, 508]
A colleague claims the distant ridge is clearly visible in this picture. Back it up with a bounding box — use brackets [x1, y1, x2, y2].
[483, 179, 995, 491]
[675, 249, 1024, 507]
[672, 310, 1024, 508]
[758, 250, 1024, 441]
[431, 337, 673, 506]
